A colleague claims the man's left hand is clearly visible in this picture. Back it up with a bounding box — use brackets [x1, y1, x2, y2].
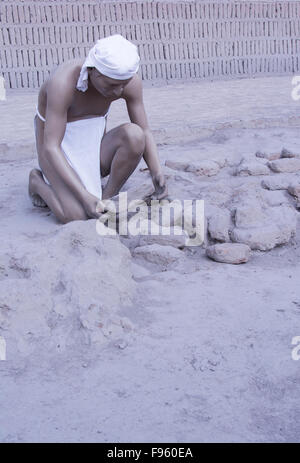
[151, 173, 168, 200]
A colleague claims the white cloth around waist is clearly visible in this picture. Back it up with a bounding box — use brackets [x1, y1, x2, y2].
[35, 112, 108, 200]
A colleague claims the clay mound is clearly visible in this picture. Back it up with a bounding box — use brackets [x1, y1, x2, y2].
[0, 220, 136, 359]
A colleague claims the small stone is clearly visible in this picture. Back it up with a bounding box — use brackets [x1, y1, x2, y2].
[235, 161, 270, 176]
[256, 151, 280, 161]
[231, 205, 297, 250]
[288, 183, 300, 198]
[281, 148, 296, 158]
[268, 158, 300, 173]
[234, 203, 266, 228]
[133, 244, 184, 267]
[207, 209, 231, 242]
[186, 160, 220, 177]
[231, 226, 284, 251]
[206, 243, 250, 264]
[261, 190, 289, 207]
[261, 177, 290, 190]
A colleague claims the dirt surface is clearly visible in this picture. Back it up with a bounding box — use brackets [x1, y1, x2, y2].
[0, 76, 300, 443]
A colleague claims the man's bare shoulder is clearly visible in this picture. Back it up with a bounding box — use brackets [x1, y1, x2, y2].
[48, 59, 83, 90]
[122, 73, 143, 101]
[43, 59, 84, 104]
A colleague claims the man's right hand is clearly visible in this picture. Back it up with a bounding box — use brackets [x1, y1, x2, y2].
[82, 193, 107, 219]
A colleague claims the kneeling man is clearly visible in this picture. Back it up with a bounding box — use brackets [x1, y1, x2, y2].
[29, 34, 167, 223]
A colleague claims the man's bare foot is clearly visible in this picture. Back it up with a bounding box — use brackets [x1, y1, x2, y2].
[28, 168, 48, 208]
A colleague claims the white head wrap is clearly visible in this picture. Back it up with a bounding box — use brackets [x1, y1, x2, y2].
[76, 34, 140, 92]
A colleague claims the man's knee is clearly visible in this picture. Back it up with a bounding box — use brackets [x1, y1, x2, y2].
[119, 123, 146, 155]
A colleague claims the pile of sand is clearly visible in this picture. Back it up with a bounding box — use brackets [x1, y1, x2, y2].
[0, 221, 136, 359]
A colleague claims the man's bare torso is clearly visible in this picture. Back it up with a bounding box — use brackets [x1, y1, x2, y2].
[37, 58, 124, 123]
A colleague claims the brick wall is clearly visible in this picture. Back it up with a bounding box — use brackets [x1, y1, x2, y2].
[0, 0, 300, 89]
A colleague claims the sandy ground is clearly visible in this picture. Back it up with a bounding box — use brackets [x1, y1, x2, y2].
[1, 76, 300, 443]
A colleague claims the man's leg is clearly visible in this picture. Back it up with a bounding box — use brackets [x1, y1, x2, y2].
[28, 168, 88, 223]
[29, 120, 145, 222]
[100, 123, 146, 199]
[29, 116, 88, 223]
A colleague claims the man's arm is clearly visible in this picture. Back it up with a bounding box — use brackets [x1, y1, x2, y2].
[123, 75, 167, 199]
[42, 73, 105, 220]
[42, 75, 90, 205]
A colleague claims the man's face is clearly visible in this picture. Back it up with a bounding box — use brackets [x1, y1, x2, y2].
[89, 68, 132, 98]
